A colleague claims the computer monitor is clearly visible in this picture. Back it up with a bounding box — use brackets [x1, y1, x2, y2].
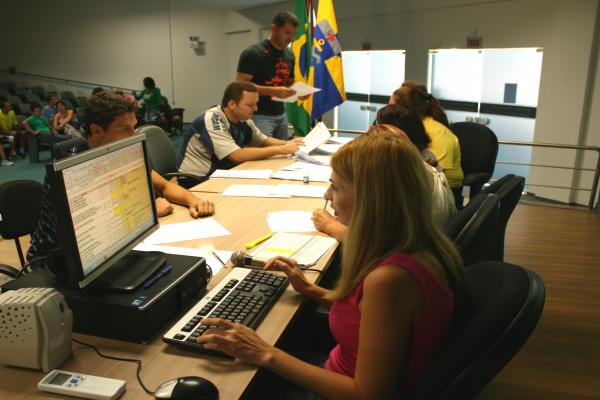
[47, 135, 162, 290]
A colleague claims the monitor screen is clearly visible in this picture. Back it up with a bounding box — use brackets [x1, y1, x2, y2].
[48, 135, 159, 288]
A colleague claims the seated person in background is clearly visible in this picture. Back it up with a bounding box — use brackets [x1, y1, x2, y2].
[377, 103, 441, 171]
[27, 92, 215, 263]
[178, 81, 302, 176]
[23, 104, 71, 145]
[52, 100, 81, 136]
[1, 99, 26, 159]
[390, 84, 464, 205]
[313, 124, 456, 242]
[42, 94, 59, 123]
[198, 133, 464, 399]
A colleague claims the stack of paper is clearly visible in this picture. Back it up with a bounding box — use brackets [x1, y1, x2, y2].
[271, 161, 332, 183]
[250, 232, 337, 267]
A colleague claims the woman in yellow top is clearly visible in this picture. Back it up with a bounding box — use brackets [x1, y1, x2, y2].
[390, 84, 464, 205]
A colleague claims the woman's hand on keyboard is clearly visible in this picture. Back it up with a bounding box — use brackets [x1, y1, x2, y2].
[197, 317, 276, 367]
[264, 257, 312, 296]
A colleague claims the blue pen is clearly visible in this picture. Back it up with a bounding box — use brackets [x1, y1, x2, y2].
[143, 264, 173, 289]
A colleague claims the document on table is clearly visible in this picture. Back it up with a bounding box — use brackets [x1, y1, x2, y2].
[327, 136, 355, 145]
[251, 232, 337, 266]
[143, 218, 231, 245]
[267, 210, 316, 232]
[298, 122, 331, 154]
[221, 184, 326, 198]
[271, 162, 332, 183]
[272, 81, 321, 103]
[133, 243, 232, 276]
[295, 152, 331, 165]
[274, 184, 327, 198]
[210, 169, 273, 179]
[312, 143, 343, 155]
[221, 184, 289, 198]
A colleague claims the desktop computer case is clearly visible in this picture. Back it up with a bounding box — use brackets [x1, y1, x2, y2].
[64, 253, 208, 343]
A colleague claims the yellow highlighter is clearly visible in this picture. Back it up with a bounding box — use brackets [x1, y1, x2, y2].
[245, 233, 273, 249]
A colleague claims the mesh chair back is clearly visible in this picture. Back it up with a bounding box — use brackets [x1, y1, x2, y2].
[31, 86, 46, 98]
[1, 81, 16, 93]
[0, 88, 11, 98]
[18, 103, 31, 116]
[454, 194, 500, 266]
[60, 91, 76, 100]
[451, 122, 499, 197]
[26, 94, 42, 104]
[137, 124, 178, 176]
[407, 261, 545, 400]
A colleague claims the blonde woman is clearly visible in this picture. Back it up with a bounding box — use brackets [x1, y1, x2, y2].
[198, 133, 464, 399]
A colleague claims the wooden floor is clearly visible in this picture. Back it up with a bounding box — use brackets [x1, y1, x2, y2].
[1, 203, 599, 399]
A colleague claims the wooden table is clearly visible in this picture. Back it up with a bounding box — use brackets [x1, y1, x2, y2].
[0, 156, 336, 399]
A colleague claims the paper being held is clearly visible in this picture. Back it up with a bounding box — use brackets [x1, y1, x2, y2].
[272, 82, 321, 103]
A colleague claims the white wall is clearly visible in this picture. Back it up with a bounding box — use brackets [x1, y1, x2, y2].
[2, 0, 599, 205]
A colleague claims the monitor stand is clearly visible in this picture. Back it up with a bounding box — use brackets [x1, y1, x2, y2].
[89, 251, 166, 293]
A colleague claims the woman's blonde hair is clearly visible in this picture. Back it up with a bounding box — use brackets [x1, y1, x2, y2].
[327, 128, 464, 301]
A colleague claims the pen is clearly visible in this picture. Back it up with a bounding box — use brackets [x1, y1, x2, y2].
[324, 199, 329, 210]
[211, 251, 225, 266]
[143, 264, 172, 289]
[245, 233, 273, 249]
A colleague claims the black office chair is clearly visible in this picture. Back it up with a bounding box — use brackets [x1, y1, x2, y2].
[444, 191, 488, 241]
[137, 125, 207, 189]
[0, 180, 44, 278]
[453, 194, 500, 266]
[31, 86, 46, 99]
[483, 175, 525, 261]
[407, 261, 545, 400]
[451, 122, 499, 201]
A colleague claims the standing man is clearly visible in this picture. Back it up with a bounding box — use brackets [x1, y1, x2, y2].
[236, 11, 299, 140]
[178, 81, 302, 176]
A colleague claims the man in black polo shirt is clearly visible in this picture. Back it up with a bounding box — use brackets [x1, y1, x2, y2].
[236, 11, 299, 140]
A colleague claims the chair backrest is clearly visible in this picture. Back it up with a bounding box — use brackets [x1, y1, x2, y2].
[7, 95, 22, 105]
[0, 180, 44, 240]
[0, 87, 11, 98]
[26, 93, 42, 104]
[18, 103, 31, 116]
[451, 122, 499, 178]
[454, 194, 500, 266]
[444, 191, 488, 241]
[137, 124, 178, 176]
[51, 137, 89, 160]
[484, 175, 525, 261]
[1, 81, 16, 93]
[407, 261, 545, 400]
[60, 91, 76, 100]
[31, 86, 46, 98]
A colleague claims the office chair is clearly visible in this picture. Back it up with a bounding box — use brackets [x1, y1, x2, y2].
[31, 86, 46, 99]
[451, 122, 499, 201]
[0, 180, 44, 278]
[137, 124, 208, 189]
[407, 261, 545, 400]
[453, 194, 500, 266]
[444, 190, 489, 241]
[483, 175, 525, 261]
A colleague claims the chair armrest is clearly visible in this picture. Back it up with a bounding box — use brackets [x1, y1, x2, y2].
[0, 264, 20, 278]
[163, 172, 209, 189]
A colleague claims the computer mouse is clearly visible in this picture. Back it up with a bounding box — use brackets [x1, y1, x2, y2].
[155, 376, 219, 400]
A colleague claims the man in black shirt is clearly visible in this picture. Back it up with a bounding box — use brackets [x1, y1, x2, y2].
[237, 11, 299, 140]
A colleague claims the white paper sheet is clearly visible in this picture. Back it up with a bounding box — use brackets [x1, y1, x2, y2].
[272, 82, 321, 103]
[143, 218, 231, 245]
[275, 184, 327, 198]
[210, 169, 273, 179]
[295, 152, 331, 165]
[250, 232, 337, 266]
[297, 122, 331, 154]
[267, 211, 317, 232]
[222, 184, 289, 198]
[327, 136, 355, 144]
[271, 162, 332, 183]
[312, 143, 343, 155]
[133, 242, 232, 276]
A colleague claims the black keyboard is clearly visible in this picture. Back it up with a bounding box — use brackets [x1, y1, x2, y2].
[163, 267, 288, 356]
